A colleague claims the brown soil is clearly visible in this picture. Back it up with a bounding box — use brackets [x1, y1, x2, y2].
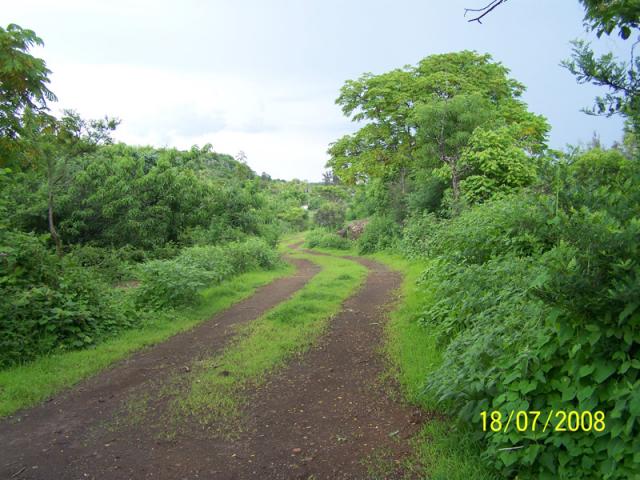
[0, 250, 422, 479]
[0, 255, 318, 479]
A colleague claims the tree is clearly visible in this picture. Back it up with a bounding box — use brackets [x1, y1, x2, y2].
[235, 150, 247, 163]
[328, 52, 524, 183]
[328, 51, 548, 214]
[414, 93, 492, 208]
[20, 110, 118, 255]
[564, 1, 640, 132]
[0, 24, 56, 166]
[562, 39, 640, 132]
[464, 0, 508, 24]
[322, 169, 340, 185]
[458, 127, 539, 204]
[314, 202, 345, 229]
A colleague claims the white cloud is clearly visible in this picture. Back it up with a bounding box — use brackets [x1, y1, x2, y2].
[47, 62, 350, 180]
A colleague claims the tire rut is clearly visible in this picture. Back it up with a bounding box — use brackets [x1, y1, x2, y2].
[0, 255, 319, 480]
[44, 250, 421, 480]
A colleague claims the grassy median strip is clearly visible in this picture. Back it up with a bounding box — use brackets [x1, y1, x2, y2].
[0, 264, 292, 418]
[170, 250, 368, 434]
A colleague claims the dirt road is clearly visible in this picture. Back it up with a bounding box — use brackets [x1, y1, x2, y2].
[0, 249, 421, 479]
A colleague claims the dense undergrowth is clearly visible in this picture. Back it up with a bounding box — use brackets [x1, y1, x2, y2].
[0, 234, 281, 367]
[304, 228, 353, 250]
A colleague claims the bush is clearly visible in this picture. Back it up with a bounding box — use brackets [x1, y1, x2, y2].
[134, 259, 213, 309]
[177, 245, 234, 283]
[223, 237, 280, 272]
[419, 254, 550, 416]
[67, 244, 141, 283]
[314, 202, 346, 229]
[357, 215, 401, 254]
[416, 162, 640, 479]
[0, 230, 134, 367]
[136, 237, 279, 309]
[305, 229, 353, 250]
[398, 212, 439, 259]
[425, 194, 554, 264]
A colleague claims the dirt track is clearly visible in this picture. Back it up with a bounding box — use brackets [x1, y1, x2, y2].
[0, 249, 421, 479]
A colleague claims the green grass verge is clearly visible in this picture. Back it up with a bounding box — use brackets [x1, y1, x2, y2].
[0, 264, 292, 418]
[170, 249, 367, 434]
[369, 252, 497, 480]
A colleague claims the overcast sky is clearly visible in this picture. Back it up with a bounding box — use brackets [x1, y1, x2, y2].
[4, 0, 626, 180]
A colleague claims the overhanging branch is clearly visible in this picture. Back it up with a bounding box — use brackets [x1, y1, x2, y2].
[465, 0, 508, 24]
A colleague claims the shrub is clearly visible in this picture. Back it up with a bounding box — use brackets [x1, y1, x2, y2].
[134, 259, 213, 309]
[223, 237, 280, 272]
[0, 230, 133, 367]
[357, 215, 401, 254]
[314, 202, 346, 229]
[426, 193, 554, 264]
[67, 245, 139, 283]
[177, 245, 233, 283]
[417, 163, 640, 478]
[305, 229, 353, 250]
[398, 212, 439, 259]
[136, 237, 279, 309]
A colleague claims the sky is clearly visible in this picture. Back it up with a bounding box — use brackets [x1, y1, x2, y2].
[3, 0, 627, 181]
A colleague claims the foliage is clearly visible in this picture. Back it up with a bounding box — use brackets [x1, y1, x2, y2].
[357, 215, 401, 254]
[562, 1, 640, 132]
[563, 39, 640, 131]
[0, 23, 56, 166]
[410, 155, 640, 478]
[0, 230, 134, 367]
[220, 237, 280, 272]
[134, 259, 213, 309]
[313, 201, 346, 229]
[328, 51, 527, 182]
[67, 244, 142, 283]
[135, 238, 279, 309]
[328, 51, 548, 218]
[580, 0, 640, 39]
[2, 142, 289, 251]
[398, 192, 554, 263]
[305, 229, 353, 250]
[397, 212, 439, 259]
[458, 127, 539, 204]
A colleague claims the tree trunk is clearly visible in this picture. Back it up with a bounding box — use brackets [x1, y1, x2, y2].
[449, 157, 462, 215]
[47, 159, 63, 257]
[451, 163, 460, 201]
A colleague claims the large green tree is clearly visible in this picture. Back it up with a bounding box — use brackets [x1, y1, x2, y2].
[328, 51, 548, 213]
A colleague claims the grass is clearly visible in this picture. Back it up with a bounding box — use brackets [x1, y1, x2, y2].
[168, 248, 368, 435]
[368, 253, 441, 406]
[369, 252, 497, 480]
[277, 231, 306, 252]
[0, 263, 292, 418]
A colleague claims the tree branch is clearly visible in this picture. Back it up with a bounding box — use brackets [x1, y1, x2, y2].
[465, 0, 508, 24]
